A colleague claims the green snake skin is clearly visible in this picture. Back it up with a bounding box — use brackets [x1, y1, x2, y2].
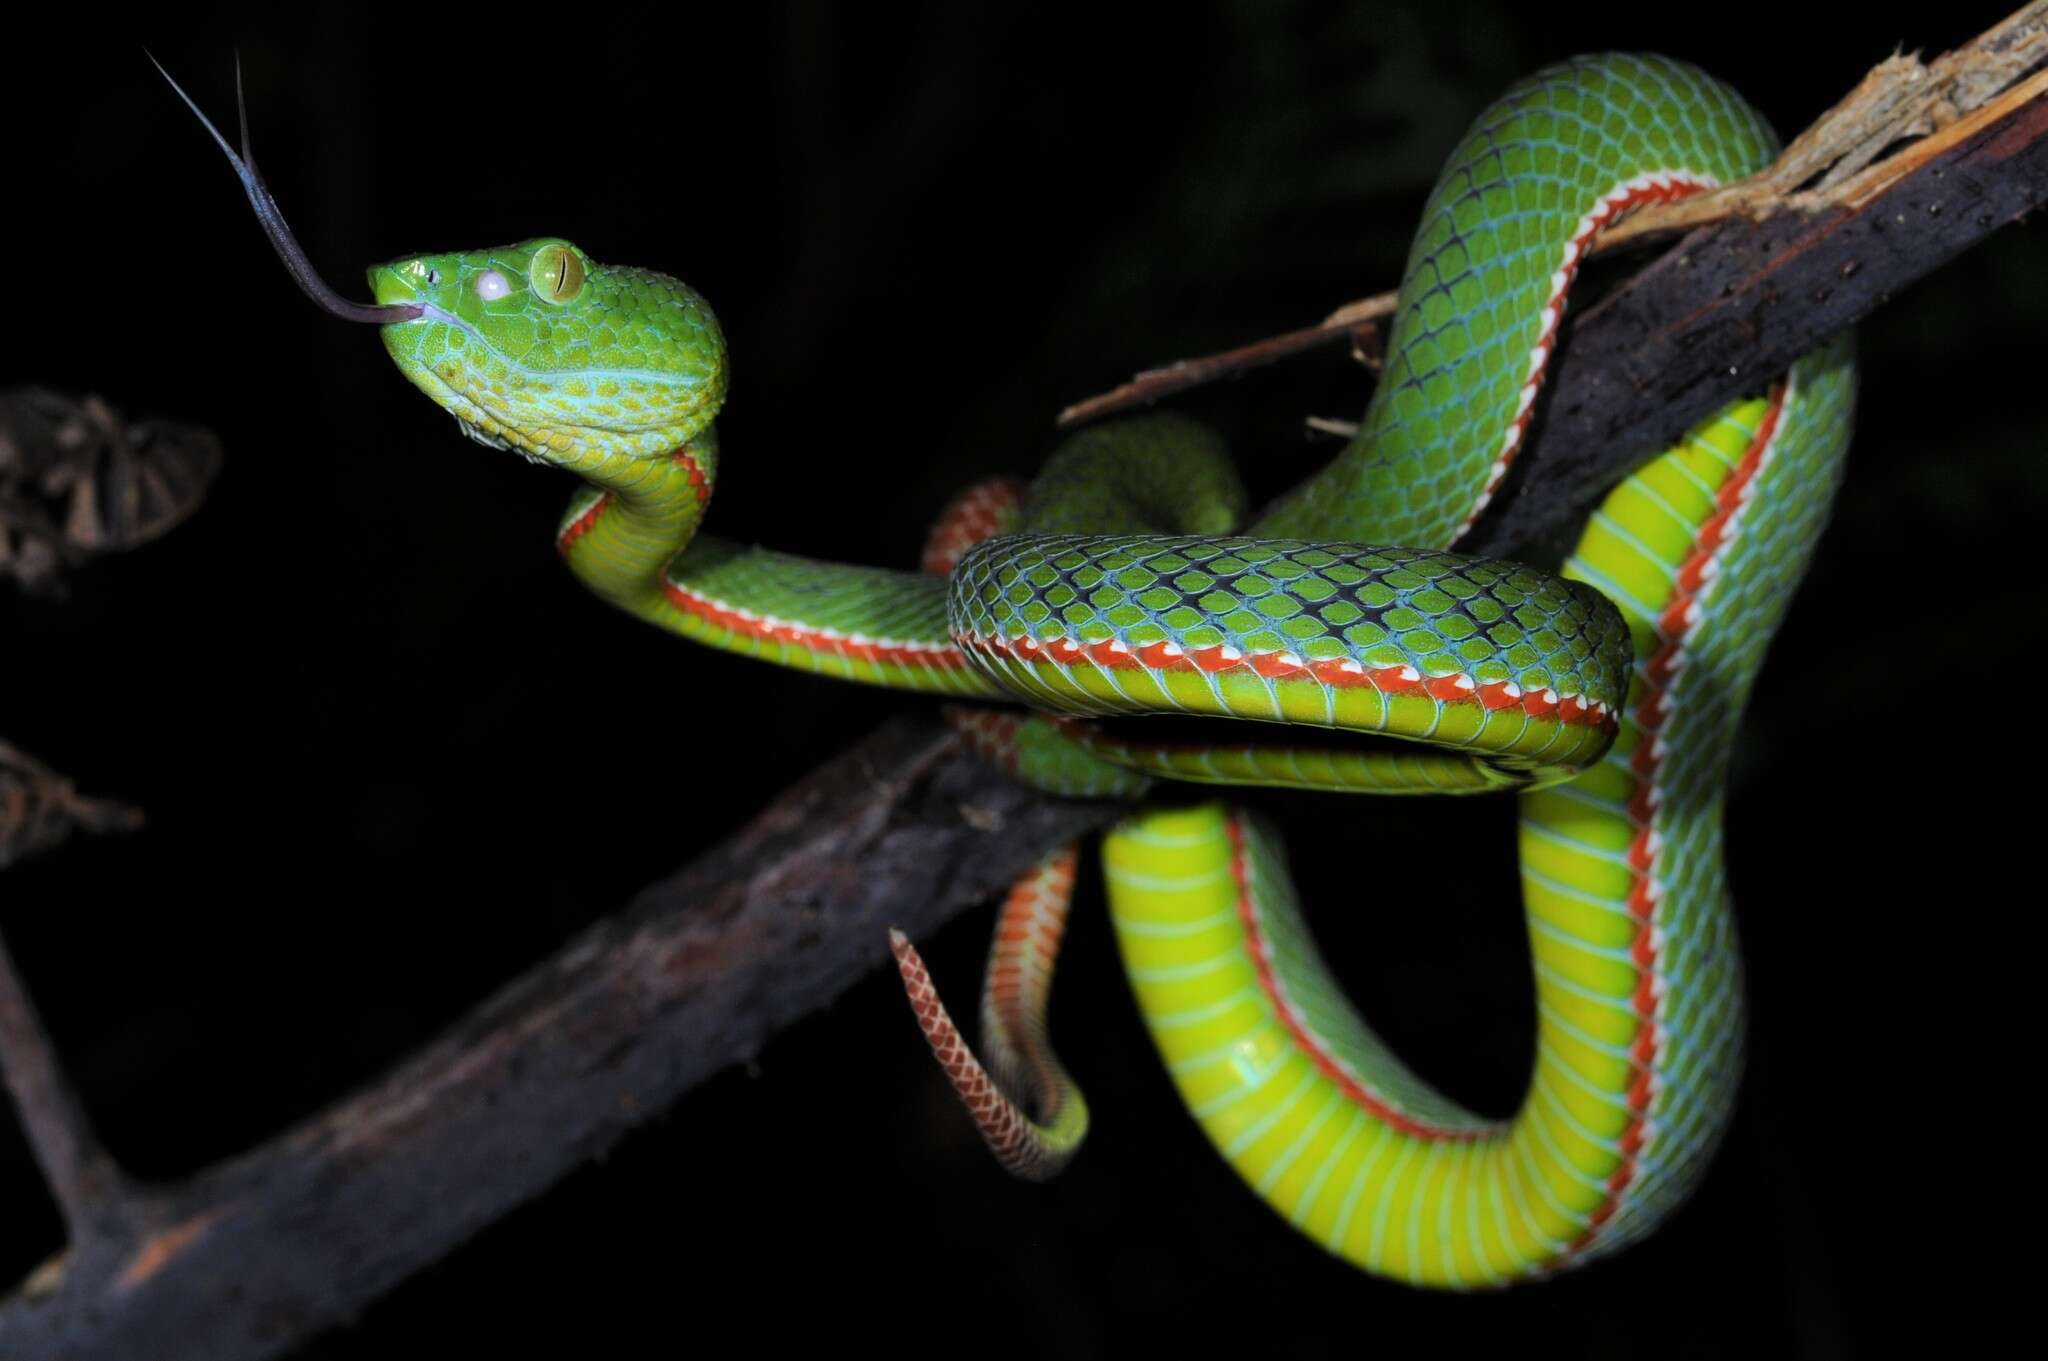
[949, 532, 1627, 786]
[1257, 55, 1780, 547]
[175, 50, 1853, 1288]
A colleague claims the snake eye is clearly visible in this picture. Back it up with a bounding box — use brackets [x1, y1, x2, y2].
[529, 244, 585, 305]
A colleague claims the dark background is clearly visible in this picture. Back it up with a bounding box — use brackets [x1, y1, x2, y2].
[4, 1, 2038, 1354]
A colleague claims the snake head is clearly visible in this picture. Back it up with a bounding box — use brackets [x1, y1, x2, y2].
[153, 55, 726, 464]
[368, 239, 728, 467]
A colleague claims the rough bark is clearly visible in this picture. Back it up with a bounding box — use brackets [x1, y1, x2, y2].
[0, 718, 1116, 1359]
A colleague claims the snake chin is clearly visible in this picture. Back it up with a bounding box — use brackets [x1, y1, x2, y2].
[450, 415, 515, 455]
[383, 343, 591, 468]
[385, 353, 523, 457]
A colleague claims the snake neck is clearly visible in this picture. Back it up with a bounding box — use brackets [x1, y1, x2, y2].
[553, 426, 719, 616]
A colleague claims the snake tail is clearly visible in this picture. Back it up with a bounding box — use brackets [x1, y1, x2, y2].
[891, 481, 1123, 1175]
[889, 848, 1089, 1180]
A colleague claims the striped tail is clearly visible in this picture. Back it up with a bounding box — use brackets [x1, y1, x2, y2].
[889, 848, 1090, 1180]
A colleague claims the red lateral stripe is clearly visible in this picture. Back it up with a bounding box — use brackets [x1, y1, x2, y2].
[965, 633, 1614, 731]
[1564, 380, 1789, 1260]
[672, 445, 712, 508]
[984, 848, 1079, 1093]
[555, 492, 611, 556]
[1225, 815, 1484, 1143]
[557, 444, 708, 559]
[661, 581, 973, 669]
[1457, 173, 1719, 539]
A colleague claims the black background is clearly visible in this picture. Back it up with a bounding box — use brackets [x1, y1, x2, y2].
[4, 2, 2039, 1354]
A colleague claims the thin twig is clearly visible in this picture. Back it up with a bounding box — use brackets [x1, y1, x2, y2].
[0, 934, 131, 1240]
[0, 740, 145, 870]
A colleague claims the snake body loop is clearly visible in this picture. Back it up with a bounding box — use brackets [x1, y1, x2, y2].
[181, 51, 1852, 1287]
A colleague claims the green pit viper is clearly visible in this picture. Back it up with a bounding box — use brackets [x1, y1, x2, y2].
[162, 51, 1852, 1287]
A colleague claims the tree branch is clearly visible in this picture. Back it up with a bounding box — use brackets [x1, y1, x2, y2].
[0, 718, 1118, 1359]
[1055, 4, 2048, 549]
[1467, 55, 2048, 556]
[0, 935, 133, 1243]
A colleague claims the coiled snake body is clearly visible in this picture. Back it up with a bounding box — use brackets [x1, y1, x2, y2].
[168, 52, 1853, 1287]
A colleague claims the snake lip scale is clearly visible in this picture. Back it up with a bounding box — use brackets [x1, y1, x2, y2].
[165, 50, 1854, 1288]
